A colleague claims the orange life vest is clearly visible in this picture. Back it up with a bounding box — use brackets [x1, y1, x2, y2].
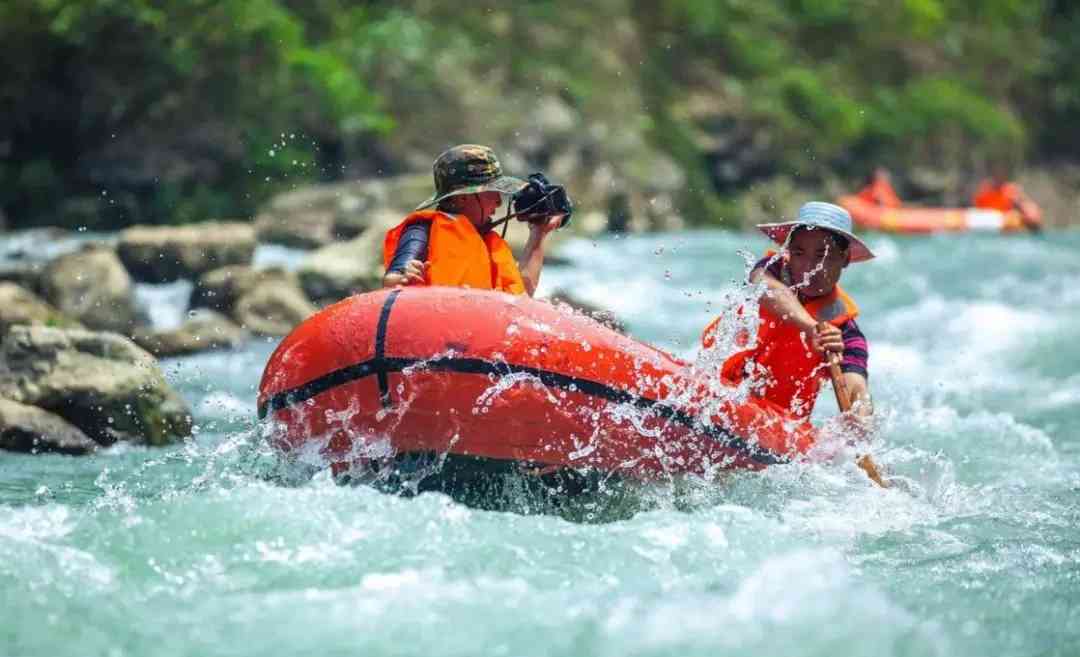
[972, 181, 1020, 213]
[972, 180, 1042, 227]
[856, 177, 902, 208]
[383, 210, 526, 295]
[701, 257, 859, 418]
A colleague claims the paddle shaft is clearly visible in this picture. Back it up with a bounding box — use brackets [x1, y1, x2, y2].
[821, 325, 888, 488]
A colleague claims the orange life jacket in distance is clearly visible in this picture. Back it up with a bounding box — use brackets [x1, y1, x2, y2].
[972, 180, 1020, 213]
[972, 180, 1042, 227]
[856, 177, 902, 208]
[701, 256, 860, 418]
[383, 210, 527, 295]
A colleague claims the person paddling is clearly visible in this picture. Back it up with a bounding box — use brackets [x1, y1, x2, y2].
[383, 144, 564, 296]
[702, 201, 875, 431]
[972, 168, 1043, 232]
[855, 167, 902, 208]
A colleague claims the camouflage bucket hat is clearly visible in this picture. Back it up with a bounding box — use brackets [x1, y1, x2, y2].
[415, 144, 528, 210]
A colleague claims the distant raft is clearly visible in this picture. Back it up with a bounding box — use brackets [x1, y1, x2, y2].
[257, 287, 819, 483]
[838, 195, 1027, 234]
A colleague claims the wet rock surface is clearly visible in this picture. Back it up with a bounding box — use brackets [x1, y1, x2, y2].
[297, 232, 384, 305]
[0, 326, 192, 447]
[39, 245, 138, 333]
[0, 283, 80, 337]
[232, 283, 317, 336]
[117, 222, 256, 283]
[256, 175, 428, 248]
[131, 310, 249, 358]
[0, 398, 98, 455]
[190, 266, 299, 315]
[190, 265, 315, 336]
[0, 261, 46, 292]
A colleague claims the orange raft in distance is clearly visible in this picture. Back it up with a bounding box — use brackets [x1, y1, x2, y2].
[837, 195, 1027, 234]
[257, 287, 818, 483]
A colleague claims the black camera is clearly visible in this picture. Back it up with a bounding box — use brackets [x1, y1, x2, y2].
[512, 173, 573, 228]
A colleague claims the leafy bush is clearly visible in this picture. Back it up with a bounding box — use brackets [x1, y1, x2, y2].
[0, 0, 1074, 228]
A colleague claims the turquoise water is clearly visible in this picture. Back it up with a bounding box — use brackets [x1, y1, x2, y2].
[2, 230, 1079, 656]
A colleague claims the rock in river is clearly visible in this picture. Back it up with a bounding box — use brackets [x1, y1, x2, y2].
[0, 398, 98, 455]
[117, 222, 256, 283]
[131, 310, 250, 358]
[39, 245, 138, 334]
[0, 326, 192, 447]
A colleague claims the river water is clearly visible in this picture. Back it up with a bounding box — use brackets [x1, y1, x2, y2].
[1, 229, 1077, 656]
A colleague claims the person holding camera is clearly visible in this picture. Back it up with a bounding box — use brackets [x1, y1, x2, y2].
[382, 144, 570, 297]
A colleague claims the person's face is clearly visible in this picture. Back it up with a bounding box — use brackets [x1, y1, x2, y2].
[785, 228, 849, 297]
[454, 192, 503, 226]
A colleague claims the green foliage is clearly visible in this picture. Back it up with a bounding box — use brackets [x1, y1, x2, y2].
[0, 0, 404, 226]
[751, 67, 869, 154]
[0, 0, 1075, 228]
[639, 0, 1058, 221]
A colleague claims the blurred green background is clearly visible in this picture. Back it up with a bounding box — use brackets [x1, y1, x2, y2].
[2, 0, 1078, 230]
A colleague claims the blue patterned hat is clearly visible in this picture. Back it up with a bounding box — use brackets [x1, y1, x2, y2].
[757, 201, 875, 263]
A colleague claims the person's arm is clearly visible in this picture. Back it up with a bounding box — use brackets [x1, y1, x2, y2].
[383, 261, 426, 287]
[383, 223, 430, 287]
[518, 215, 563, 297]
[839, 319, 873, 423]
[844, 372, 873, 420]
[1013, 187, 1043, 231]
[749, 265, 844, 354]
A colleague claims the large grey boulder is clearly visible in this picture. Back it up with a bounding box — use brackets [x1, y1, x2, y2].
[0, 398, 97, 455]
[297, 232, 384, 305]
[0, 261, 45, 292]
[332, 176, 426, 238]
[232, 283, 317, 336]
[117, 222, 256, 283]
[254, 206, 338, 249]
[39, 245, 138, 333]
[0, 326, 192, 446]
[131, 310, 249, 358]
[0, 283, 80, 337]
[255, 174, 428, 248]
[189, 265, 315, 336]
[189, 266, 300, 315]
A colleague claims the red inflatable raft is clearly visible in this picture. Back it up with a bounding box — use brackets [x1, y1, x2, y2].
[257, 287, 817, 482]
[838, 195, 1026, 234]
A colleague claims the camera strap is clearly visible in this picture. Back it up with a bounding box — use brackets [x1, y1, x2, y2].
[482, 187, 563, 234]
[482, 207, 514, 235]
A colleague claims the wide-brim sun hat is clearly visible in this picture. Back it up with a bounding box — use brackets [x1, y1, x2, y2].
[416, 144, 528, 210]
[757, 201, 875, 263]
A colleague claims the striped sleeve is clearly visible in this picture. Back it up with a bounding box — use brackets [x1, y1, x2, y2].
[840, 319, 869, 379]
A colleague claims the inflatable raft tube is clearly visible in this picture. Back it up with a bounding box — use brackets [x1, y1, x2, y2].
[257, 287, 817, 482]
[838, 195, 1025, 234]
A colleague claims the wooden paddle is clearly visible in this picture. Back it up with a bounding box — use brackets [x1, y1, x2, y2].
[823, 339, 888, 488]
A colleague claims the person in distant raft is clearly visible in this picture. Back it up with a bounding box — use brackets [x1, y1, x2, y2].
[702, 202, 875, 425]
[383, 144, 567, 296]
[971, 167, 1043, 232]
[855, 167, 902, 208]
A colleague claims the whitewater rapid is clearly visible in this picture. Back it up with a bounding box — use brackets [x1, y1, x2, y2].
[2, 228, 1078, 656]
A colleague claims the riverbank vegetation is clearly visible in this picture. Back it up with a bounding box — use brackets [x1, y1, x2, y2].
[3, 0, 1078, 228]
